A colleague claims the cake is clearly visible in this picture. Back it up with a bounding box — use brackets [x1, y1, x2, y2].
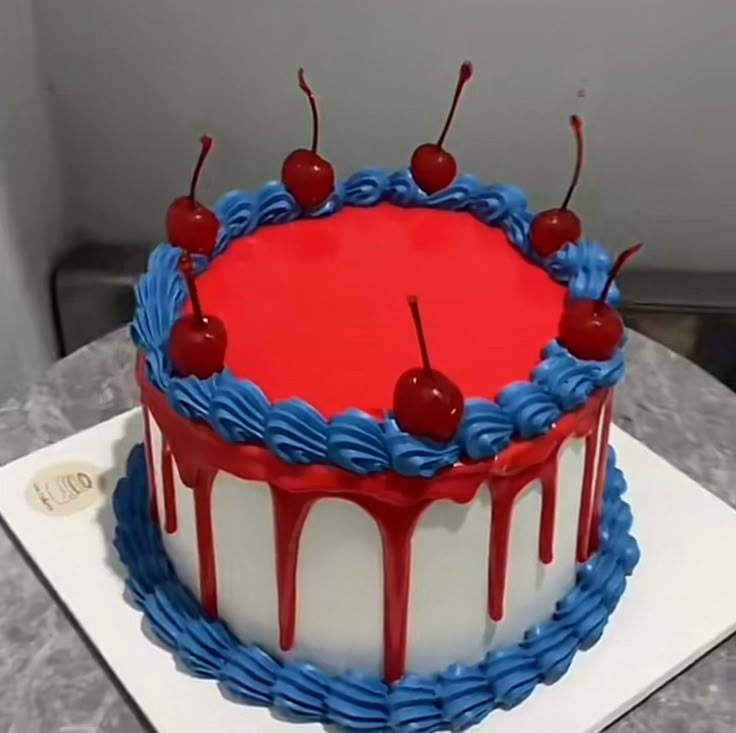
[117, 64, 640, 731]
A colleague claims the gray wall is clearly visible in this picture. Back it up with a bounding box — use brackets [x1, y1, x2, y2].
[33, 0, 736, 270]
[0, 0, 65, 399]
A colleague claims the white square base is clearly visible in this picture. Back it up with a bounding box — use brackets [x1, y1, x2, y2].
[0, 409, 735, 733]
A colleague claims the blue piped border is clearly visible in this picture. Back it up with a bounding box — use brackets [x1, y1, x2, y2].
[131, 168, 626, 477]
[114, 443, 639, 733]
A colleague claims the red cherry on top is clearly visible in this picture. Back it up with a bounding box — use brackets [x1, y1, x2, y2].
[531, 115, 585, 258]
[393, 296, 465, 443]
[559, 243, 643, 361]
[410, 61, 473, 195]
[282, 68, 336, 211]
[169, 254, 227, 378]
[166, 136, 219, 256]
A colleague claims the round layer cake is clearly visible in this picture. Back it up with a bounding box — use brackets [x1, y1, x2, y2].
[126, 169, 638, 730]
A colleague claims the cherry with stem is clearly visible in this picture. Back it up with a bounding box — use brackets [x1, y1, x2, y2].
[410, 62, 473, 195]
[281, 68, 336, 211]
[169, 254, 227, 379]
[180, 255, 205, 323]
[166, 136, 219, 256]
[559, 243, 644, 361]
[408, 296, 432, 372]
[530, 115, 585, 258]
[393, 296, 465, 443]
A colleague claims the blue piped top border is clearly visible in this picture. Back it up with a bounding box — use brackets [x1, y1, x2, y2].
[131, 168, 625, 478]
[114, 442, 639, 733]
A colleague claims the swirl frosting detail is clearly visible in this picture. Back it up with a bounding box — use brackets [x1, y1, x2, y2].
[497, 382, 563, 440]
[255, 182, 300, 227]
[131, 244, 187, 388]
[326, 410, 391, 474]
[114, 443, 639, 733]
[548, 240, 621, 304]
[214, 190, 258, 245]
[132, 167, 627, 477]
[535, 341, 625, 410]
[459, 399, 515, 460]
[169, 374, 221, 422]
[383, 420, 461, 478]
[209, 373, 271, 443]
[264, 399, 329, 464]
[340, 169, 390, 206]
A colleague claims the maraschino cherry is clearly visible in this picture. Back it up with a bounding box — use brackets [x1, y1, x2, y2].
[166, 136, 219, 256]
[282, 69, 335, 211]
[530, 115, 585, 258]
[410, 61, 473, 194]
[559, 243, 644, 361]
[393, 296, 465, 443]
[169, 255, 227, 378]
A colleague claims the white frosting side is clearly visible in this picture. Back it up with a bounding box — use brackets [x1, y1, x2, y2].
[492, 437, 585, 650]
[149, 417, 199, 594]
[147, 413, 597, 676]
[294, 499, 384, 674]
[407, 486, 492, 672]
[211, 472, 280, 652]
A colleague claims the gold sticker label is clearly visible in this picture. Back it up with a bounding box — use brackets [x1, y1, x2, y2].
[26, 462, 106, 517]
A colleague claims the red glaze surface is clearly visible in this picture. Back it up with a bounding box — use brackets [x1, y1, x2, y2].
[192, 205, 567, 416]
[139, 359, 611, 681]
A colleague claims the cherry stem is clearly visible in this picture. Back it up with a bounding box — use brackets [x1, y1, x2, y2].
[180, 254, 204, 325]
[561, 115, 584, 210]
[598, 243, 644, 306]
[436, 61, 473, 148]
[189, 136, 214, 205]
[298, 68, 320, 154]
[407, 296, 432, 372]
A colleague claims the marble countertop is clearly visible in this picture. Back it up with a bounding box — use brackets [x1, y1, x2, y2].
[0, 328, 734, 733]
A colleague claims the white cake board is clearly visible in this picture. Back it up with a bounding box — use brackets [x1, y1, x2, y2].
[0, 408, 735, 733]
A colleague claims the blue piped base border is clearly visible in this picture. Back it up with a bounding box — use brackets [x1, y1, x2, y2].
[113, 445, 639, 733]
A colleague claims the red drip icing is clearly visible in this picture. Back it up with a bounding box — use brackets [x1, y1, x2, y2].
[486, 443, 562, 621]
[137, 357, 612, 680]
[577, 402, 607, 562]
[269, 484, 428, 682]
[193, 473, 218, 617]
[270, 488, 317, 651]
[142, 408, 159, 524]
[587, 391, 614, 556]
[161, 441, 178, 534]
[488, 487, 515, 621]
[167, 446, 219, 617]
[538, 457, 560, 565]
[358, 496, 428, 682]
